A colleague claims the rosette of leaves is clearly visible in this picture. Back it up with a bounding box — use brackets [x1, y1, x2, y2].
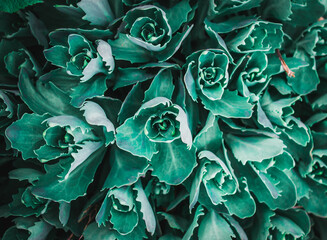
[211, 117, 298, 211]
[95, 181, 156, 239]
[116, 97, 197, 185]
[44, 34, 114, 81]
[306, 112, 327, 186]
[5, 100, 115, 202]
[184, 49, 253, 118]
[249, 204, 311, 240]
[286, 112, 327, 217]
[230, 52, 270, 102]
[43, 34, 114, 107]
[189, 150, 256, 219]
[258, 89, 311, 158]
[289, 19, 327, 95]
[225, 20, 284, 54]
[109, 3, 193, 63]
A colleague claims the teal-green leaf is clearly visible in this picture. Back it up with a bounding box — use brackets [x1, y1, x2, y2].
[81, 101, 115, 145]
[83, 223, 117, 240]
[156, 25, 193, 62]
[194, 113, 222, 152]
[32, 147, 106, 202]
[134, 181, 156, 235]
[102, 145, 149, 189]
[114, 67, 156, 90]
[77, 0, 114, 26]
[204, 16, 258, 34]
[144, 69, 175, 102]
[19, 68, 80, 116]
[151, 139, 197, 185]
[182, 205, 205, 240]
[245, 166, 297, 210]
[225, 133, 285, 164]
[109, 34, 154, 63]
[288, 50, 320, 95]
[44, 45, 70, 68]
[118, 83, 144, 124]
[110, 207, 138, 235]
[5, 113, 47, 160]
[27, 220, 52, 240]
[165, 0, 192, 33]
[9, 168, 43, 184]
[223, 179, 256, 218]
[0, 0, 43, 13]
[59, 202, 70, 227]
[201, 90, 253, 118]
[116, 116, 156, 160]
[198, 210, 235, 240]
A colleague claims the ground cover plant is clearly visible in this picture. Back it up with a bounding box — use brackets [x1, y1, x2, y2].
[1, 0, 327, 239]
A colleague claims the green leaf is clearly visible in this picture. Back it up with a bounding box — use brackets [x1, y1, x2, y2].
[81, 101, 115, 145]
[134, 181, 156, 235]
[224, 133, 285, 164]
[151, 139, 197, 185]
[70, 75, 108, 108]
[19, 68, 80, 116]
[59, 202, 70, 226]
[110, 207, 138, 235]
[245, 166, 297, 210]
[109, 33, 154, 63]
[194, 113, 222, 152]
[288, 50, 320, 95]
[201, 90, 253, 118]
[5, 113, 47, 160]
[44, 45, 70, 68]
[0, 0, 43, 13]
[114, 67, 156, 90]
[77, 0, 114, 26]
[118, 83, 144, 124]
[32, 147, 106, 202]
[65, 140, 103, 180]
[9, 168, 43, 183]
[249, 204, 275, 240]
[26, 11, 49, 48]
[165, 0, 192, 33]
[27, 220, 52, 240]
[198, 210, 235, 240]
[116, 115, 156, 160]
[83, 223, 116, 240]
[2, 227, 29, 240]
[182, 205, 205, 240]
[156, 25, 193, 62]
[184, 61, 198, 102]
[144, 69, 175, 102]
[204, 16, 258, 34]
[226, 21, 283, 54]
[102, 145, 148, 189]
[223, 179, 256, 218]
[158, 212, 188, 232]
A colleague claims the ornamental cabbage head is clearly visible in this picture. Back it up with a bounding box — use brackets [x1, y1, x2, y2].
[231, 52, 270, 101]
[44, 34, 114, 82]
[184, 49, 253, 118]
[116, 97, 196, 185]
[226, 21, 284, 53]
[5, 101, 115, 179]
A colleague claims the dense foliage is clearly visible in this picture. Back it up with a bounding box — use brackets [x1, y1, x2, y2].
[1, 0, 327, 239]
